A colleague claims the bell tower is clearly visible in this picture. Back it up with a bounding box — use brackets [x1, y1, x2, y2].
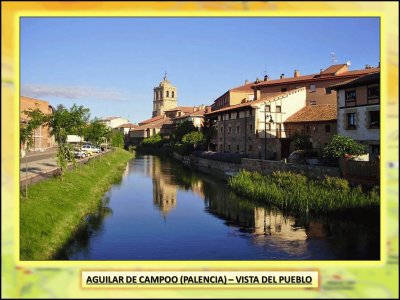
[152, 73, 177, 117]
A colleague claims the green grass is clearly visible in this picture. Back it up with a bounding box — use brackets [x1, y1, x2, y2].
[20, 148, 134, 260]
[228, 170, 380, 216]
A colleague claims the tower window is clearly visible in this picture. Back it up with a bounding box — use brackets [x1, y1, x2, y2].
[166, 91, 169, 97]
[172, 91, 175, 98]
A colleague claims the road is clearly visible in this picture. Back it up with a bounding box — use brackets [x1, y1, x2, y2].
[20, 146, 58, 164]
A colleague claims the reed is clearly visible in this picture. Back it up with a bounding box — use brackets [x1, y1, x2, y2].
[228, 170, 379, 215]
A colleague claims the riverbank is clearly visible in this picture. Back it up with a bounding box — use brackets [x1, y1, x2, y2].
[20, 148, 134, 260]
[228, 170, 379, 216]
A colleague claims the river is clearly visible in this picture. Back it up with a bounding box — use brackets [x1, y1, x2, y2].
[58, 154, 380, 260]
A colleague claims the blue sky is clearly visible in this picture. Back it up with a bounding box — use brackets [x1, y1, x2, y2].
[21, 17, 380, 123]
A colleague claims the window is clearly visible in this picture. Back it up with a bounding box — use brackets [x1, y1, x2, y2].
[265, 105, 270, 112]
[236, 145, 239, 152]
[166, 91, 169, 97]
[306, 125, 311, 134]
[276, 106, 281, 113]
[281, 88, 287, 92]
[229, 113, 231, 119]
[369, 110, 380, 128]
[220, 126, 224, 133]
[310, 100, 317, 105]
[325, 124, 331, 133]
[236, 125, 240, 134]
[345, 89, 356, 106]
[228, 126, 231, 134]
[249, 109, 253, 116]
[325, 87, 332, 94]
[236, 111, 240, 119]
[347, 113, 356, 129]
[228, 145, 231, 151]
[249, 124, 253, 132]
[172, 91, 175, 98]
[310, 84, 316, 92]
[249, 144, 253, 151]
[367, 85, 380, 102]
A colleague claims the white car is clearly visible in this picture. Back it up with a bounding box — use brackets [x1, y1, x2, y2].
[81, 145, 101, 154]
[74, 148, 89, 158]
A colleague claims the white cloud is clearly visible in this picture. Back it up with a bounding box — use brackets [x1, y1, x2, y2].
[21, 84, 126, 101]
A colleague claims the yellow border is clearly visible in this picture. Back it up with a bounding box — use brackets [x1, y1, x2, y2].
[14, 9, 386, 270]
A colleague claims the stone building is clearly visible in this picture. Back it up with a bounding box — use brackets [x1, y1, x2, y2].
[20, 96, 55, 154]
[284, 104, 337, 151]
[330, 72, 380, 160]
[152, 73, 177, 117]
[99, 116, 130, 129]
[252, 64, 380, 106]
[205, 88, 306, 160]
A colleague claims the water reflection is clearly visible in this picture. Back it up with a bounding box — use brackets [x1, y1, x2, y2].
[61, 155, 379, 260]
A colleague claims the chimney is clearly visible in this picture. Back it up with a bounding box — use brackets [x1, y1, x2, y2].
[264, 75, 269, 81]
[245, 79, 249, 84]
[294, 70, 300, 77]
[280, 73, 285, 79]
[365, 64, 371, 69]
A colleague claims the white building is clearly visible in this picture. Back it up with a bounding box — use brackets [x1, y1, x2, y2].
[99, 117, 130, 129]
[331, 72, 380, 160]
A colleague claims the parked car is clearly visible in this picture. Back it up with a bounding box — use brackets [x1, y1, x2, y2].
[74, 148, 89, 158]
[81, 144, 101, 154]
[287, 150, 321, 165]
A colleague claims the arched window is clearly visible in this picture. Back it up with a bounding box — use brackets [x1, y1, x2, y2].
[166, 91, 169, 97]
[172, 91, 175, 98]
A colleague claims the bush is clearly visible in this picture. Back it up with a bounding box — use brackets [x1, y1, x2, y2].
[182, 131, 204, 148]
[323, 135, 367, 159]
[141, 133, 162, 147]
[173, 143, 193, 156]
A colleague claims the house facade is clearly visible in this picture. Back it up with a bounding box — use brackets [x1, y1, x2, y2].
[20, 96, 55, 154]
[252, 64, 380, 106]
[331, 72, 380, 160]
[284, 104, 337, 152]
[211, 81, 254, 111]
[99, 116, 130, 129]
[205, 88, 306, 160]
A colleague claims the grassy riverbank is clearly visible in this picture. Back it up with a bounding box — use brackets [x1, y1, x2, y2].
[228, 170, 379, 215]
[20, 148, 134, 260]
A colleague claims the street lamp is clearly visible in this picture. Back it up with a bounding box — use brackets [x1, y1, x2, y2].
[264, 102, 274, 160]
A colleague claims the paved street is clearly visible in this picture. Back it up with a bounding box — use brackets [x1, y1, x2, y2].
[20, 147, 109, 186]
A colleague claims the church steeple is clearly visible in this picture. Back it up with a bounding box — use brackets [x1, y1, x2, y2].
[152, 74, 177, 117]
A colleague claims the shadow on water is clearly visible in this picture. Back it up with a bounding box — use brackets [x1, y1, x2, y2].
[58, 154, 380, 260]
[54, 195, 114, 260]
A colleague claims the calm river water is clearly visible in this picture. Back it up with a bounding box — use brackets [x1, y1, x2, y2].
[59, 154, 379, 260]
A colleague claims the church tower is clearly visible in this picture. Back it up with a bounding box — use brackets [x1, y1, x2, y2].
[152, 73, 177, 117]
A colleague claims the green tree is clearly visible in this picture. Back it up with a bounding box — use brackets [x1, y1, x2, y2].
[201, 118, 217, 150]
[84, 119, 108, 147]
[291, 132, 312, 150]
[107, 130, 124, 148]
[172, 121, 196, 142]
[20, 106, 49, 196]
[323, 134, 367, 159]
[49, 104, 90, 180]
[182, 131, 205, 149]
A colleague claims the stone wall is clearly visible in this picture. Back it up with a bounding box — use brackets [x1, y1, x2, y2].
[241, 158, 340, 179]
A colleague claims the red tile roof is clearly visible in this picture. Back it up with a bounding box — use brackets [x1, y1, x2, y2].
[205, 88, 305, 115]
[164, 106, 194, 113]
[284, 104, 337, 123]
[319, 64, 347, 76]
[138, 115, 164, 125]
[252, 66, 380, 88]
[133, 117, 172, 131]
[229, 82, 254, 93]
[330, 72, 380, 89]
[115, 123, 138, 128]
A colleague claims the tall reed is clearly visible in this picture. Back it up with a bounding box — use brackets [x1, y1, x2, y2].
[228, 170, 379, 215]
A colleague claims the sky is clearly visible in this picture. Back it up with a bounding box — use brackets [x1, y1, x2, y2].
[20, 17, 380, 123]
